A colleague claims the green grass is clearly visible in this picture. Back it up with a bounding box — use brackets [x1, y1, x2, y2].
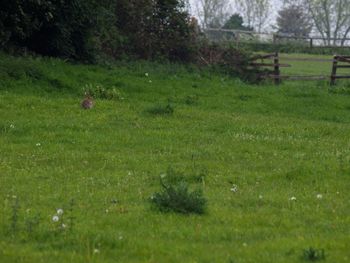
[280, 53, 350, 76]
[0, 53, 350, 263]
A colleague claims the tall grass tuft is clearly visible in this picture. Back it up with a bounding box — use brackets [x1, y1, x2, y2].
[302, 247, 326, 261]
[151, 176, 207, 214]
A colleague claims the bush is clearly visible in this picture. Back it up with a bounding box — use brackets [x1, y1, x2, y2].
[151, 179, 207, 214]
[197, 43, 271, 83]
[115, 0, 198, 62]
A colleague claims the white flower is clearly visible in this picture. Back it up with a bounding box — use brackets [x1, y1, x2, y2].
[10, 124, 15, 129]
[230, 184, 238, 193]
[259, 195, 263, 199]
[316, 194, 323, 199]
[105, 209, 109, 213]
[145, 73, 149, 77]
[289, 196, 297, 201]
[52, 215, 59, 222]
[93, 249, 100, 254]
[36, 143, 41, 147]
[57, 208, 64, 215]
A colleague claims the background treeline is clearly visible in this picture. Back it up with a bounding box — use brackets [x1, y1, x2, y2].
[0, 0, 200, 62]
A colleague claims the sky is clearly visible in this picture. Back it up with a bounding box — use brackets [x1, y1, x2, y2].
[188, 0, 283, 32]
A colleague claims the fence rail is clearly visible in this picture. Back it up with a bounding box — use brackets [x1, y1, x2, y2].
[249, 53, 350, 85]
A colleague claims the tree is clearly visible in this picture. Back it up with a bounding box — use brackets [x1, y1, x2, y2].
[115, 0, 195, 61]
[234, 0, 271, 32]
[0, 0, 111, 61]
[223, 14, 253, 31]
[302, 0, 350, 45]
[276, 4, 312, 37]
[195, 0, 230, 28]
[0, 0, 197, 61]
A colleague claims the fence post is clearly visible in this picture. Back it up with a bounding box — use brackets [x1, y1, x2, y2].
[310, 38, 313, 49]
[236, 32, 240, 48]
[330, 55, 338, 86]
[274, 52, 280, 85]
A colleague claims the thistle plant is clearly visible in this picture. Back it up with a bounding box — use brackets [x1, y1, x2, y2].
[151, 175, 207, 214]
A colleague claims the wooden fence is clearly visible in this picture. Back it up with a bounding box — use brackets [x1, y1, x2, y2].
[250, 53, 350, 85]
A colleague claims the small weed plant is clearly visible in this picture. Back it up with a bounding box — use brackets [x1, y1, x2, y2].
[151, 173, 207, 214]
[184, 95, 199, 105]
[147, 103, 174, 116]
[84, 84, 123, 100]
[303, 247, 326, 261]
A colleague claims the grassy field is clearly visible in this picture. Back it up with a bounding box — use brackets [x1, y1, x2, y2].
[280, 53, 350, 77]
[0, 53, 350, 263]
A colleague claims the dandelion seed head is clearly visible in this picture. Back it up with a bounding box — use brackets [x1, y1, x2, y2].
[52, 215, 59, 222]
[230, 184, 238, 193]
[289, 196, 297, 201]
[57, 208, 64, 215]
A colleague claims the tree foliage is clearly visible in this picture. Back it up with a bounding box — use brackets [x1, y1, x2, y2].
[276, 5, 312, 37]
[0, 0, 103, 61]
[115, 0, 196, 61]
[0, 0, 197, 62]
[195, 0, 230, 29]
[223, 14, 254, 31]
[234, 0, 271, 33]
[305, 0, 350, 45]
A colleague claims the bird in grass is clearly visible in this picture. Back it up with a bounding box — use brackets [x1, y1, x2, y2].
[81, 93, 94, 109]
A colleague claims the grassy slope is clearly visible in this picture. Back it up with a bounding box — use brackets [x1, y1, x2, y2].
[0, 53, 350, 263]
